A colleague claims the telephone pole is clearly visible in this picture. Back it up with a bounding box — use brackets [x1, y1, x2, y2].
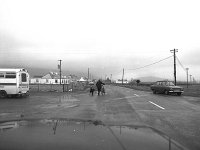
[58, 60, 62, 85]
[122, 68, 124, 85]
[88, 68, 89, 81]
[170, 49, 178, 85]
[186, 68, 189, 88]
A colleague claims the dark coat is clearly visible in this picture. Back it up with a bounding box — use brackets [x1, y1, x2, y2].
[96, 80, 104, 90]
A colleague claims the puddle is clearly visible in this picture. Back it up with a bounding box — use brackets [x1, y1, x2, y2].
[0, 119, 188, 150]
[0, 113, 22, 119]
[0, 122, 19, 130]
[0, 113, 12, 116]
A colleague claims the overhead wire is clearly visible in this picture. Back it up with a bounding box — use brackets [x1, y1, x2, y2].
[176, 56, 186, 73]
[126, 55, 173, 71]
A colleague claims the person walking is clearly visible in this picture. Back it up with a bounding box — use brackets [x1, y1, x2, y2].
[96, 79, 104, 96]
[89, 84, 95, 96]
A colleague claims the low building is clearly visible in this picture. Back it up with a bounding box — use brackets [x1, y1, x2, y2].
[78, 77, 87, 82]
[115, 79, 129, 84]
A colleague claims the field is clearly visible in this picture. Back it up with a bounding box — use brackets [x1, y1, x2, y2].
[180, 84, 200, 97]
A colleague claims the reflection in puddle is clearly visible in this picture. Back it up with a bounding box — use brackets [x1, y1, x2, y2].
[45, 119, 186, 150]
[0, 119, 188, 150]
[0, 122, 18, 131]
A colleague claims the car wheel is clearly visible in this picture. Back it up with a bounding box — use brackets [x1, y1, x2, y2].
[153, 90, 156, 94]
[164, 90, 169, 95]
[177, 93, 181, 96]
[0, 90, 7, 98]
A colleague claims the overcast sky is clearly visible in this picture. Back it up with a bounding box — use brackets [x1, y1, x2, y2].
[0, 0, 200, 81]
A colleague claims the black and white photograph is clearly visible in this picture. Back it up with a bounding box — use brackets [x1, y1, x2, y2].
[0, 0, 200, 149]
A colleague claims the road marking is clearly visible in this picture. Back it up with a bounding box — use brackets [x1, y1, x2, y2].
[149, 101, 165, 110]
[110, 95, 147, 101]
[110, 96, 137, 100]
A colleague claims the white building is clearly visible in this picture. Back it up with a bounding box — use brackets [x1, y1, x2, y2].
[30, 72, 71, 84]
[115, 79, 129, 84]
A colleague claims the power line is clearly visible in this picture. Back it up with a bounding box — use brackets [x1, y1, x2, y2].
[112, 70, 123, 75]
[126, 55, 173, 71]
[176, 56, 186, 72]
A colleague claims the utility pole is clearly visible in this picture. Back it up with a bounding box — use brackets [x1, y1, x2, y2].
[170, 49, 178, 85]
[190, 75, 192, 83]
[58, 60, 62, 85]
[193, 77, 195, 84]
[88, 68, 89, 81]
[122, 68, 124, 85]
[186, 68, 189, 88]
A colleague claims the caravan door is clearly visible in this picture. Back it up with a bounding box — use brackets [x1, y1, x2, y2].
[18, 71, 29, 95]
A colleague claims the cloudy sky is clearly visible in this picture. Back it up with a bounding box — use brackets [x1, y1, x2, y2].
[0, 0, 200, 81]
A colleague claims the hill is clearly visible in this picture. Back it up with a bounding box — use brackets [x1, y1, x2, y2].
[136, 76, 167, 82]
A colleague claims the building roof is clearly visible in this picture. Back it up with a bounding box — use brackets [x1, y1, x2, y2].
[0, 68, 27, 72]
[79, 77, 87, 82]
[33, 75, 43, 78]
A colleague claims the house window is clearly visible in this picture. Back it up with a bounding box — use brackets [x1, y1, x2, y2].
[36, 79, 39, 83]
[55, 79, 58, 83]
[46, 79, 49, 83]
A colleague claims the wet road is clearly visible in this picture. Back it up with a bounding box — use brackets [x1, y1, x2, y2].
[0, 85, 200, 150]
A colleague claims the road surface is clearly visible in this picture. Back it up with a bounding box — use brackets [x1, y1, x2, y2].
[0, 85, 200, 150]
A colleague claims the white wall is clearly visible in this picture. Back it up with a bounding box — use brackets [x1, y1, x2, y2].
[30, 78, 71, 84]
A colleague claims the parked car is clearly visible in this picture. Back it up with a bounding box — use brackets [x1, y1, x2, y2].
[150, 81, 184, 96]
[89, 81, 94, 85]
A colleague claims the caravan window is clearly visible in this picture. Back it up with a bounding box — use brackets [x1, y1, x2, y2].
[0, 73, 4, 78]
[5, 73, 16, 78]
[21, 73, 27, 82]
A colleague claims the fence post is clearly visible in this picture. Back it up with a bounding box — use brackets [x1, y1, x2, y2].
[38, 83, 40, 92]
[50, 83, 52, 91]
[72, 82, 74, 92]
[67, 84, 69, 92]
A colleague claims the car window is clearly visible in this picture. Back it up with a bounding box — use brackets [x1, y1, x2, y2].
[169, 82, 175, 86]
[157, 82, 161, 85]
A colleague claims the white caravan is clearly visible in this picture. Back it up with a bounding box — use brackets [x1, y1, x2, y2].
[0, 68, 29, 98]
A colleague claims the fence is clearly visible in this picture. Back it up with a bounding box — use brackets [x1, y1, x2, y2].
[30, 82, 89, 92]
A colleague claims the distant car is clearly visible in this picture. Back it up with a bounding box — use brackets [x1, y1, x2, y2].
[150, 81, 184, 96]
[89, 81, 94, 85]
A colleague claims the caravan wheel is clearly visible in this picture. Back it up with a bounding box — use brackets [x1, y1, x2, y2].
[0, 90, 7, 98]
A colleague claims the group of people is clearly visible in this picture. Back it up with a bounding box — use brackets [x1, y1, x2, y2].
[90, 79, 105, 96]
